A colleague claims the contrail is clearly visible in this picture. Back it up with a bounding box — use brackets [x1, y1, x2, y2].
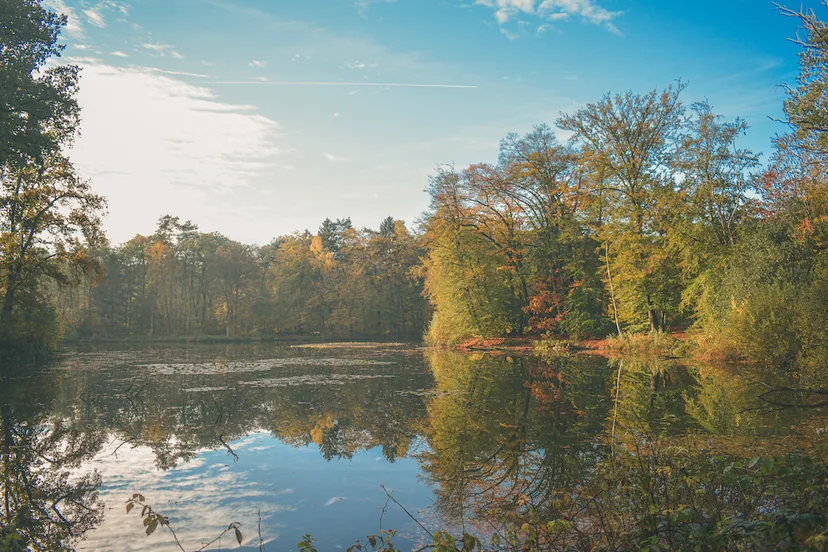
[203, 80, 477, 89]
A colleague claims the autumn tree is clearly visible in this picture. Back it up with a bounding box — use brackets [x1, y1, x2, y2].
[558, 84, 686, 332]
[0, 1, 103, 353]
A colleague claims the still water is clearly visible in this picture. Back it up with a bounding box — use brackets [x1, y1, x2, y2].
[0, 343, 823, 550]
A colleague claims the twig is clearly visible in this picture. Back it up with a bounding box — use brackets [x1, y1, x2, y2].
[380, 484, 434, 539]
[258, 509, 264, 552]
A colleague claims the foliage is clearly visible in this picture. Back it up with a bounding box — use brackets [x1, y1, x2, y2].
[125, 494, 243, 551]
[48, 216, 429, 341]
[0, 0, 104, 356]
[779, 2, 828, 157]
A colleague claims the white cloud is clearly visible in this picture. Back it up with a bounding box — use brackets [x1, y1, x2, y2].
[323, 152, 347, 162]
[147, 68, 210, 78]
[344, 61, 377, 70]
[140, 43, 183, 57]
[249, 60, 268, 68]
[43, 0, 85, 38]
[332, 112, 341, 118]
[84, 8, 106, 28]
[474, 0, 621, 33]
[68, 61, 287, 243]
[111, 50, 129, 58]
[141, 43, 171, 53]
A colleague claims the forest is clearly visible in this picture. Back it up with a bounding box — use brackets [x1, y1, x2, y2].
[1, 0, 827, 372]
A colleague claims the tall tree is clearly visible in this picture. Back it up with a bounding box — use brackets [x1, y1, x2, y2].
[0, 1, 102, 352]
[778, 2, 828, 156]
[558, 84, 686, 332]
[0, 0, 80, 169]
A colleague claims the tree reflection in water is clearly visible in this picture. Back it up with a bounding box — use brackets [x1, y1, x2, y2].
[419, 352, 828, 550]
[0, 347, 826, 550]
[0, 368, 104, 551]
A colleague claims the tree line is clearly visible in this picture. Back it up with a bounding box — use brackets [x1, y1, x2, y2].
[52, 215, 429, 340]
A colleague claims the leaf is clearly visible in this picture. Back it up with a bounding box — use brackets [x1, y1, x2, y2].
[367, 535, 377, 547]
[234, 527, 243, 545]
[146, 519, 158, 536]
[126, 502, 134, 514]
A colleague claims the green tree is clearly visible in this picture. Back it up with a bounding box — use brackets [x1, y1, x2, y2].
[558, 84, 686, 332]
[0, 0, 80, 169]
[778, 2, 828, 156]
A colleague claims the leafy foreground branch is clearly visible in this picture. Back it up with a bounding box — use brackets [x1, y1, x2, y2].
[125, 494, 244, 552]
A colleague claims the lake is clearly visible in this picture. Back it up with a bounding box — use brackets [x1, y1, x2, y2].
[1, 343, 824, 551]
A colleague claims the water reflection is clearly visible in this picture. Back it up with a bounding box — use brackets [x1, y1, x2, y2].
[0, 369, 104, 550]
[0, 345, 824, 550]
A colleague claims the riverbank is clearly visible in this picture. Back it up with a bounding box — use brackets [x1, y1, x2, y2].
[451, 331, 745, 363]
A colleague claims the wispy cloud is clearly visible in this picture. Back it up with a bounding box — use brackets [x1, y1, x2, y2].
[344, 61, 377, 70]
[204, 80, 477, 89]
[141, 43, 184, 58]
[474, 0, 622, 34]
[141, 42, 172, 54]
[249, 60, 268, 68]
[68, 60, 287, 240]
[324, 152, 347, 162]
[84, 8, 106, 28]
[146, 68, 211, 78]
[111, 50, 129, 58]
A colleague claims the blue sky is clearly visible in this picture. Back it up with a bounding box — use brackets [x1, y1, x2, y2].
[44, 0, 821, 244]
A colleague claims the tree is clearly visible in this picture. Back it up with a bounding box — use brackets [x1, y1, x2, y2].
[778, 2, 828, 156]
[558, 84, 686, 332]
[318, 217, 352, 260]
[0, 155, 104, 343]
[0, 1, 102, 353]
[0, 0, 80, 169]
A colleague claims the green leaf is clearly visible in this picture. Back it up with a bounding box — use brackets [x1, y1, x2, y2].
[126, 502, 134, 514]
[234, 527, 243, 545]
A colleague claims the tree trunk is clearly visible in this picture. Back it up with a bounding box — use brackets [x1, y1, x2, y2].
[0, 272, 19, 329]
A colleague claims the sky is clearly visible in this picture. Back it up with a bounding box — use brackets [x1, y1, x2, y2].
[42, 0, 824, 245]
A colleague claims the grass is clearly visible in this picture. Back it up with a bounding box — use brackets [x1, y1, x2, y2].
[604, 331, 693, 358]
